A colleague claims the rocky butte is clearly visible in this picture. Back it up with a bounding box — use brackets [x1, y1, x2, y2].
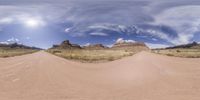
[111, 41, 149, 52]
[52, 40, 81, 49]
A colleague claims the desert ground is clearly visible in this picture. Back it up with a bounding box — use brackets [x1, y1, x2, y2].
[0, 51, 200, 100]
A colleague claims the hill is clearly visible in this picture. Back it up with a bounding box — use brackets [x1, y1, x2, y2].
[0, 43, 41, 57]
[0, 43, 41, 50]
[166, 42, 200, 49]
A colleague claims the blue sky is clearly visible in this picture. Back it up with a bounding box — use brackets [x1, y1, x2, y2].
[0, 0, 200, 49]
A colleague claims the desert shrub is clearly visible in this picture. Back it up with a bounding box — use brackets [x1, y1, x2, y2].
[166, 54, 174, 56]
[176, 50, 181, 52]
[108, 57, 115, 61]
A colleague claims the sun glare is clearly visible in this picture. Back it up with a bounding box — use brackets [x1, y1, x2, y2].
[25, 19, 39, 28]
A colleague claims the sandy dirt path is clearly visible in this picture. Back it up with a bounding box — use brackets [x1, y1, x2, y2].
[0, 51, 200, 100]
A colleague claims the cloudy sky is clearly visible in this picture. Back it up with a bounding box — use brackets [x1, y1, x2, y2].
[0, 0, 200, 49]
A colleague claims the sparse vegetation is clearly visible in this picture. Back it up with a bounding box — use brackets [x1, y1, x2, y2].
[152, 42, 200, 58]
[47, 49, 136, 62]
[0, 48, 38, 58]
[152, 49, 200, 58]
[0, 43, 41, 58]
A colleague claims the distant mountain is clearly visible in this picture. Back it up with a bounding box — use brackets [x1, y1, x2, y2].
[166, 42, 200, 49]
[0, 43, 42, 50]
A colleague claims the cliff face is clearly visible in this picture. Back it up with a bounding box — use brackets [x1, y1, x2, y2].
[83, 44, 108, 50]
[111, 42, 149, 51]
[51, 40, 82, 49]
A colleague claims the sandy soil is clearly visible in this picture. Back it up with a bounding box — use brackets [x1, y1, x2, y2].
[0, 51, 200, 100]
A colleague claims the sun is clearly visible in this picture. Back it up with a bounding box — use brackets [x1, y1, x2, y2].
[25, 19, 40, 28]
[24, 18, 46, 28]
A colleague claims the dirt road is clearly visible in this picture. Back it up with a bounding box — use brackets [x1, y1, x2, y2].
[0, 51, 200, 100]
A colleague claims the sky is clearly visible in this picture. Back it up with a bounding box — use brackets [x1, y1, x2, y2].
[0, 0, 200, 49]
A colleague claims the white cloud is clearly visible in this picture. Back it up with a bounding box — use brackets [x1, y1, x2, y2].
[0, 14, 46, 27]
[134, 28, 174, 44]
[88, 24, 111, 30]
[0, 17, 14, 24]
[146, 43, 170, 49]
[0, 41, 9, 45]
[24, 18, 46, 28]
[84, 43, 91, 46]
[0, 37, 20, 44]
[125, 39, 135, 43]
[26, 37, 30, 40]
[90, 32, 108, 36]
[7, 37, 19, 43]
[116, 38, 136, 43]
[0, 4, 64, 27]
[146, 29, 171, 41]
[106, 44, 113, 48]
[152, 38, 158, 41]
[116, 38, 124, 43]
[154, 5, 200, 45]
[64, 28, 71, 33]
[88, 23, 128, 33]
